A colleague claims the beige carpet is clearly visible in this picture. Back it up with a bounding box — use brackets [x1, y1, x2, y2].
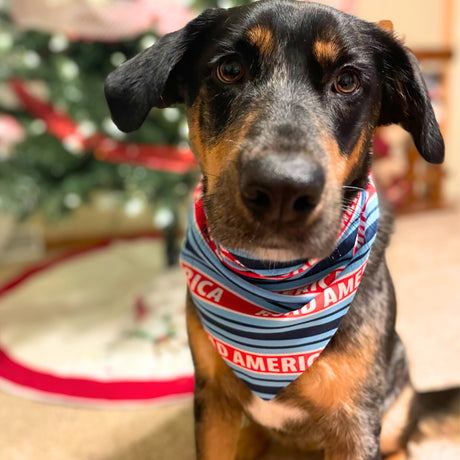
[0, 208, 459, 460]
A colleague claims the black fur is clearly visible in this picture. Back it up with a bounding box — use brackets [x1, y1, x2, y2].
[105, 2, 449, 459]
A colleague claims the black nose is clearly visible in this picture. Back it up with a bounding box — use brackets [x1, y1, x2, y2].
[240, 155, 325, 225]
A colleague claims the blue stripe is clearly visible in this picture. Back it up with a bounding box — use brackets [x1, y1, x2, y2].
[232, 369, 298, 384]
[195, 299, 351, 331]
[200, 319, 337, 352]
[196, 296, 353, 332]
[199, 307, 343, 342]
[231, 378, 284, 396]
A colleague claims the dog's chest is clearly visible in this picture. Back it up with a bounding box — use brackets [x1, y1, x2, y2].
[244, 395, 308, 431]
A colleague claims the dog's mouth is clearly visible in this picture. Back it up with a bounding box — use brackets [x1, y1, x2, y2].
[228, 224, 339, 264]
[238, 246, 314, 264]
[203, 183, 342, 264]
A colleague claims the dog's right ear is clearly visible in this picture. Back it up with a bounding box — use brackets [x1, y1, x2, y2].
[104, 8, 226, 132]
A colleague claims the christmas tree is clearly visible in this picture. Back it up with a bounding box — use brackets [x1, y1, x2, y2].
[0, 0, 250, 263]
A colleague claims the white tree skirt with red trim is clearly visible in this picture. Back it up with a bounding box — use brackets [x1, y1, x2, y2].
[0, 239, 194, 406]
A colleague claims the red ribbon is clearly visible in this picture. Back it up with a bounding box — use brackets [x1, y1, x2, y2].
[10, 78, 197, 174]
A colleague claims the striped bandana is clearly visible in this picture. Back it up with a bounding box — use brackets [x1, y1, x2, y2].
[181, 176, 379, 401]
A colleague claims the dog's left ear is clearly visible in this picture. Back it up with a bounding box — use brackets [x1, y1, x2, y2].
[104, 8, 226, 133]
[375, 26, 444, 164]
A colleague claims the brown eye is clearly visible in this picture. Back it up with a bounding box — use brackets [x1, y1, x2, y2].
[216, 57, 245, 84]
[334, 71, 359, 94]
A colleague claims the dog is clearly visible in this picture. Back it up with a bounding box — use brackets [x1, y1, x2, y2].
[104, 1, 457, 459]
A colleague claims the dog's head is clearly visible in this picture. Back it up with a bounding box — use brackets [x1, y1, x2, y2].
[105, 0, 443, 262]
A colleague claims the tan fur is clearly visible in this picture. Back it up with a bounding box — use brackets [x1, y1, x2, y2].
[325, 129, 367, 185]
[187, 96, 257, 194]
[246, 25, 275, 56]
[187, 95, 206, 166]
[377, 20, 394, 33]
[381, 385, 416, 455]
[291, 327, 376, 413]
[314, 40, 340, 65]
[384, 451, 407, 460]
[236, 423, 270, 460]
[195, 394, 242, 460]
[187, 297, 252, 460]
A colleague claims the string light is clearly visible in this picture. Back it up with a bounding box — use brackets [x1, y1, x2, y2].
[49, 34, 69, 53]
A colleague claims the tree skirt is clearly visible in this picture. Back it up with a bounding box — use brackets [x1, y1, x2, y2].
[0, 239, 194, 407]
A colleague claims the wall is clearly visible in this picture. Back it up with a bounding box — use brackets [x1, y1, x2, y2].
[356, 0, 460, 204]
[449, 1, 460, 203]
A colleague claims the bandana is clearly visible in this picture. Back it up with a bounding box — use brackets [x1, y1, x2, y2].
[180, 176, 379, 401]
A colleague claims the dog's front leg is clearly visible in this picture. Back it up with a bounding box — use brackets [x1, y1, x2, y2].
[186, 294, 244, 460]
[325, 438, 381, 460]
[323, 417, 382, 460]
[325, 448, 381, 460]
[193, 377, 243, 460]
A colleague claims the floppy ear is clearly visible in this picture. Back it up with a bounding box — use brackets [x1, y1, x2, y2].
[104, 8, 226, 133]
[376, 29, 444, 164]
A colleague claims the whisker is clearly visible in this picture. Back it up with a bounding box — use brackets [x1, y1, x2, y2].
[341, 203, 361, 216]
[342, 185, 366, 192]
[223, 139, 240, 146]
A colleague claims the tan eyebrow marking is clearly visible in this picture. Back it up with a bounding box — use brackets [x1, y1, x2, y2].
[313, 40, 340, 65]
[246, 25, 274, 55]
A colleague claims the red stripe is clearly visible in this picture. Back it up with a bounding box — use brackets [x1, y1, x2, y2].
[0, 243, 111, 297]
[10, 79, 198, 174]
[0, 237, 163, 297]
[207, 335, 322, 375]
[10, 78, 81, 142]
[181, 261, 266, 316]
[182, 260, 366, 320]
[94, 138, 197, 175]
[0, 349, 193, 401]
